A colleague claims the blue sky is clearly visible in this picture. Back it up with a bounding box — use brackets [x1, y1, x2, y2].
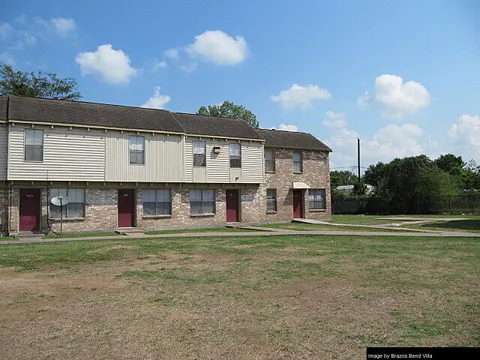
[1, 0, 479, 171]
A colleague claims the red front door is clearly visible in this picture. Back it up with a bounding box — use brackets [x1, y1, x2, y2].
[226, 190, 239, 222]
[118, 189, 135, 227]
[19, 189, 41, 231]
[293, 190, 303, 219]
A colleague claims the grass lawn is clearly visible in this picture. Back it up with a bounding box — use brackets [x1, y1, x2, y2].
[0, 235, 478, 359]
[144, 227, 255, 235]
[0, 236, 16, 241]
[42, 232, 122, 239]
[329, 215, 410, 225]
[331, 214, 480, 224]
[400, 219, 480, 233]
[258, 222, 404, 232]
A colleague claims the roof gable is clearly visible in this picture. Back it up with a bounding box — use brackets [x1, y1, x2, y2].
[255, 128, 331, 151]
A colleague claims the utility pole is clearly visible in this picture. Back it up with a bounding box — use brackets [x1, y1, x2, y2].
[357, 137, 361, 183]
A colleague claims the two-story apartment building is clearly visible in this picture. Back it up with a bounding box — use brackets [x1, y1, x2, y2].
[0, 95, 331, 235]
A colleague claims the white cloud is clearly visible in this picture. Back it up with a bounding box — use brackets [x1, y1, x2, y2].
[19, 31, 36, 45]
[0, 22, 13, 39]
[279, 124, 298, 131]
[179, 62, 198, 72]
[448, 114, 480, 157]
[152, 59, 167, 71]
[271, 84, 331, 110]
[0, 52, 15, 65]
[358, 74, 430, 119]
[323, 119, 347, 128]
[141, 86, 171, 109]
[50, 17, 76, 37]
[185, 30, 248, 65]
[325, 111, 345, 119]
[323, 111, 347, 128]
[75, 44, 137, 84]
[164, 48, 180, 59]
[325, 124, 425, 170]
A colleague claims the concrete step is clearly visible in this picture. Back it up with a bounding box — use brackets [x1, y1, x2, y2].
[18, 231, 44, 239]
[115, 228, 144, 235]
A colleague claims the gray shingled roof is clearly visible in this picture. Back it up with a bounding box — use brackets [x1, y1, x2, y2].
[3, 96, 331, 149]
[173, 112, 263, 140]
[4, 95, 265, 140]
[0, 96, 7, 122]
[7, 95, 185, 133]
[255, 128, 331, 151]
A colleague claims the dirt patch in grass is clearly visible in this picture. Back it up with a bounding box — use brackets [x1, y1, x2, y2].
[0, 235, 478, 359]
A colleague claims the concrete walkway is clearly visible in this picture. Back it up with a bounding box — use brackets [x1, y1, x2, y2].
[292, 217, 479, 234]
[1, 228, 479, 245]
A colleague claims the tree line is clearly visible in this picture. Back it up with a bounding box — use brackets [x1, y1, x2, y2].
[331, 154, 480, 214]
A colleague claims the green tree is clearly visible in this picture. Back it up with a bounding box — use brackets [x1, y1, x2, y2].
[0, 64, 81, 100]
[365, 155, 459, 213]
[434, 154, 465, 177]
[330, 170, 357, 188]
[434, 155, 480, 190]
[197, 101, 259, 128]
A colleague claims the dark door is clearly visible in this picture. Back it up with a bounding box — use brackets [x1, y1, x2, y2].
[226, 190, 239, 222]
[118, 189, 135, 227]
[19, 189, 41, 231]
[293, 190, 303, 219]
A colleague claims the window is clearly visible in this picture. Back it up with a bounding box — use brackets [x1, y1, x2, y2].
[230, 143, 241, 168]
[308, 189, 326, 210]
[190, 189, 215, 214]
[193, 140, 206, 167]
[293, 150, 303, 173]
[265, 149, 275, 172]
[129, 136, 145, 165]
[25, 129, 44, 161]
[143, 189, 171, 216]
[267, 189, 277, 212]
[49, 188, 85, 218]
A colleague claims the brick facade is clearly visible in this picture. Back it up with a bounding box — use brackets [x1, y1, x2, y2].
[4, 149, 330, 235]
[262, 148, 331, 222]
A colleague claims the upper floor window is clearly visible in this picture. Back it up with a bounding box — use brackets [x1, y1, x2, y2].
[143, 189, 171, 216]
[193, 140, 206, 167]
[129, 136, 145, 165]
[265, 149, 275, 172]
[230, 143, 241, 168]
[293, 150, 303, 173]
[49, 188, 85, 219]
[25, 129, 44, 162]
[190, 189, 215, 214]
[308, 189, 326, 210]
[266, 189, 277, 212]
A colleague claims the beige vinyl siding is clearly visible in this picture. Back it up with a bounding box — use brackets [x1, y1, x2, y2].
[105, 131, 183, 182]
[184, 138, 263, 184]
[0, 124, 7, 180]
[8, 125, 105, 181]
[185, 138, 237, 184]
[230, 168, 242, 183]
[184, 140, 193, 182]
[241, 142, 264, 183]
[193, 167, 207, 183]
[206, 141, 229, 183]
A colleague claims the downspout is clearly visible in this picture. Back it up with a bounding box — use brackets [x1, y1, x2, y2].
[46, 169, 52, 234]
[5, 96, 10, 235]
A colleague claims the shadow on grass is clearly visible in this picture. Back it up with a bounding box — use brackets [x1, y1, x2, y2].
[420, 220, 480, 231]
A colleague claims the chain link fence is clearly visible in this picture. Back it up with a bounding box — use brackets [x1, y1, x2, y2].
[332, 194, 480, 215]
